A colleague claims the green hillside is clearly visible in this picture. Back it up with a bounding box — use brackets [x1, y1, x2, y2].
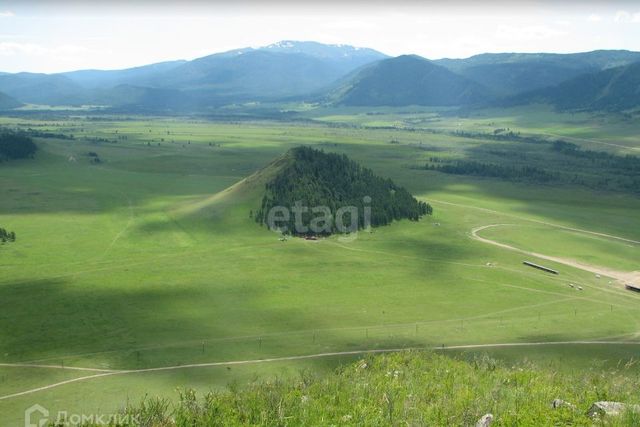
[0, 91, 21, 110]
[511, 62, 640, 111]
[120, 351, 640, 426]
[436, 50, 640, 96]
[61, 60, 188, 88]
[331, 55, 493, 106]
[0, 73, 86, 105]
[93, 84, 195, 112]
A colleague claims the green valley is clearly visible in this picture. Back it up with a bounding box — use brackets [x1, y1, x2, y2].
[0, 108, 638, 424]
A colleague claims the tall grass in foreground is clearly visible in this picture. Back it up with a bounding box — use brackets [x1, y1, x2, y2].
[106, 351, 640, 426]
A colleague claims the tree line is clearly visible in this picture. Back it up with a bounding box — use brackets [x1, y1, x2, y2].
[421, 130, 640, 194]
[23, 128, 74, 140]
[0, 131, 37, 161]
[423, 159, 555, 183]
[552, 140, 640, 172]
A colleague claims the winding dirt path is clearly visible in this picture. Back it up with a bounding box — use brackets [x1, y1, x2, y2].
[471, 224, 640, 285]
[431, 199, 640, 245]
[2, 341, 640, 401]
[0, 363, 114, 373]
[100, 194, 135, 259]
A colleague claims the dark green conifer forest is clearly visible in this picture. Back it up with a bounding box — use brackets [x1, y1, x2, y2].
[256, 146, 431, 235]
[0, 131, 37, 161]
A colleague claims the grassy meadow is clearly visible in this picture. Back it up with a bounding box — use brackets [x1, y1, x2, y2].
[123, 351, 640, 426]
[0, 107, 639, 423]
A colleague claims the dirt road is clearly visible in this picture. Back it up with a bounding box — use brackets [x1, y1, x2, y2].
[471, 224, 640, 285]
[3, 341, 640, 401]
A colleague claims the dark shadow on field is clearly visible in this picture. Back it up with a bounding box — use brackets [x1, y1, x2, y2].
[0, 275, 428, 373]
[0, 278, 222, 365]
[372, 236, 476, 264]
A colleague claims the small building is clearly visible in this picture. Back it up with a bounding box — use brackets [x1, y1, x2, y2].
[625, 284, 640, 293]
[523, 261, 558, 275]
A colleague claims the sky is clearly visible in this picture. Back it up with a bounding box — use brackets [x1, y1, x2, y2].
[1, 1, 640, 73]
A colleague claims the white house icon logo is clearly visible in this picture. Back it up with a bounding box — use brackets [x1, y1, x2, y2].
[24, 404, 49, 427]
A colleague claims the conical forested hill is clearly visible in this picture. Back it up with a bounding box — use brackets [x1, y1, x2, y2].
[255, 147, 431, 235]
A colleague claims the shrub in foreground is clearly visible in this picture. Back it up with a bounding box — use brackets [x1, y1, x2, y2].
[91, 351, 640, 426]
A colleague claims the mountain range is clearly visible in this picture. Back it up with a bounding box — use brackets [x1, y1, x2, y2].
[0, 41, 639, 112]
[0, 41, 386, 110]
[434, 50, 640, 96]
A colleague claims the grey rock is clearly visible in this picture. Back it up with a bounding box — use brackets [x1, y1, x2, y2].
[476, 413, 493, 427]
[587, 401, 640, 417]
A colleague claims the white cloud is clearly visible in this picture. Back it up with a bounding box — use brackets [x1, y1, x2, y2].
[587, 14, 602, 23]
[0, 10, 14, 17]
[0, 42, 90, 57]
[495, 25, 567, 41]
[0, 42, 43, 56]
[614, 10, 631, 22]
[614, 10, 640, 23]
